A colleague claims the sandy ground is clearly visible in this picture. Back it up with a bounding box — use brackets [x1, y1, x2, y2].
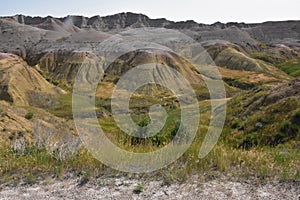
[0, 176, 299, 200]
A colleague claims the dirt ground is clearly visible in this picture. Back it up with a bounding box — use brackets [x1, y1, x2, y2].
[0, 175, 299, 200]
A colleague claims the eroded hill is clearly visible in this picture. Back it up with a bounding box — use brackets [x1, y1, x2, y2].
[0, 13, 299, 184]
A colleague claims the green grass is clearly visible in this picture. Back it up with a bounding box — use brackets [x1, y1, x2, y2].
[250, 52, 282, 64]
[24, 112, 34, 120]
[225, 86, 300, 149]
[1, 81, 299, 184]
[47, 93, 73, 119]
[1, 100, 299, 185]
[276, 58, 300, 77]
[0, 146, 106, 184]
[99, 108, 181, 151]
[1, 134, 299, 185]
[133, 183, 144, 194]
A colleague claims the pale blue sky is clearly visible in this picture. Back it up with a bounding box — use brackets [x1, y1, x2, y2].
[1, 0, 299, 24]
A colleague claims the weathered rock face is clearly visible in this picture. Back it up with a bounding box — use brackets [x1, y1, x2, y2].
[104, 49, 204, 84]
[0, 12, 298, 153]
[0, 13, 299, 82]
[0, 53, 64, 106]
[2, 13, 300, 47]
[36, 48, 206, 95]
[0, 13, 297, 93]
[263, 78, 300, 105]
[206, 45, 263, 72]
[246, 21, 300, 46]
[38, 51, 88, 85]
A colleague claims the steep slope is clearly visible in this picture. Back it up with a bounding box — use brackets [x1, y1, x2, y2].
[0, 14, 299, 79]
[37, 51, 91, 87]
[0, 53, 65, 106]
[225, 78, 300, 148]
[0, 12, 298, 145]
[104, 49, 204, 84]
[209, 46, 263, 72]
[34, 17, 80, 33]
[0, 18, 46, 58]
[204, 44, 291, 89]
[36, 46, 291, 98]
[246, 21, 300, 46]
[0, 100, 80, 157]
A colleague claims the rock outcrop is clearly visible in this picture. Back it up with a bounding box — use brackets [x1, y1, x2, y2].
[2, 13, 299, 47]
[0, 53, 65, 106]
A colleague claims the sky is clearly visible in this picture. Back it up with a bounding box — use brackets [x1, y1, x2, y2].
[1, 0, 299, 24]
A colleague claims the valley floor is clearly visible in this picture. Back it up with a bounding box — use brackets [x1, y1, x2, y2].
[0, 176, 299, 200]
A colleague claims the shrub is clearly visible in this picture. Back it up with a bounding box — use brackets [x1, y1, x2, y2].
[280, 121, 299, 136]
[238, 133, 259, 149]
[279, 120, 300, 141]
[25, 112, 34, 120]
[133, 183, 144, 194]
[231, 119, 242, 129]
[268, 132, 285, 146]
[292, 109, 300, 126]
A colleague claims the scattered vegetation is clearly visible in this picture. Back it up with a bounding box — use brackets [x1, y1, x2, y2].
[1, 135, 299, 184]
[47, 94, 73, 119]
[1, 86, 299, 184]
[250, 52, 283, 64]
[276, 58, 300, 77]
[24, 112, 34, 120]
[225, 86, 300, 149]
[223, 77, 256, 90]
[0, 47, 299, 185]
[133, 183, 144, 194]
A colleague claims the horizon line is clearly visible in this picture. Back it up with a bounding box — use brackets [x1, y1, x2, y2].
[1, 12, 299, 25]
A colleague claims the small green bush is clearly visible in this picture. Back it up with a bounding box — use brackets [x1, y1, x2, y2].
[133, 183, 144, 194]
[231, 119, 242, 129]
[238, 133, 259, 149]
[292, 109, 300, 126]
[25, 112, 34, 120]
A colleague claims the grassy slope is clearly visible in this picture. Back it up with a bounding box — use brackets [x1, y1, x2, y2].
[225, 89, 300, 148]
[1, 47, 300, 184]
[276, 58, 300, 77]
[1, 83, 300, 184]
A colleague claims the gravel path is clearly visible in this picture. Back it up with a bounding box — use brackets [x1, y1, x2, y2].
[0, 176, 299, 200]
